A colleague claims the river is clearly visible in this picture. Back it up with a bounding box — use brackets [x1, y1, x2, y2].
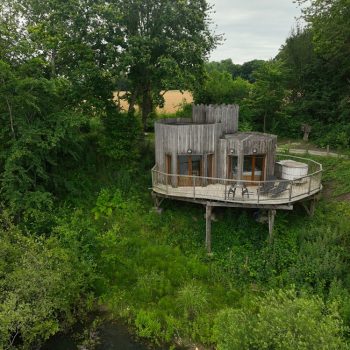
[42, 321, 158, 350]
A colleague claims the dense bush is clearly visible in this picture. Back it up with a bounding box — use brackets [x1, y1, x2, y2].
[214, 289, 348, 350]
[0, 212, 94, 349]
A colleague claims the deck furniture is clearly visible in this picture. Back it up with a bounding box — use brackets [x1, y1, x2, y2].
[270, 181, 290, 198]
[258, 181, 276, 195]
[227, 183, 237, 199]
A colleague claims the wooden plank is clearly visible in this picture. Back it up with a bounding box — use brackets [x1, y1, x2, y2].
[152, 192, 294, 210]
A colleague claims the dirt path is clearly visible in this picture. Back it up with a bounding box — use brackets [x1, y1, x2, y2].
[277, 147, 349, 158]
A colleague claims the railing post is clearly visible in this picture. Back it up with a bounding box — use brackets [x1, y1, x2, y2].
[193, 176, 196, 199]
[289, 181, 293, 202]
[308, 175, 312, 194]
[319, 173, 322, 191]
[224, 180, 227, 200]
[257, 181, 260, 204]
[166, 174, 169, 194]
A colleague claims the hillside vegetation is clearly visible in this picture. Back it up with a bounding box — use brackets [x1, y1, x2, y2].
[1, 0, 350, 349]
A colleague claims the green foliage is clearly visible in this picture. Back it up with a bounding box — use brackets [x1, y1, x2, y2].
[117, 0, 220, 129]
[247, 60, 288, 133]
[2, 0, 350, 349]
[98, 111, 142, 163]
[0, 212, 94, 349]
[278, 3, 350, 147]
[194, 70, 252, 105]
[206, 59, 265, 82]
[320, 157, 350, 196]
[92, 189, 126, 219]
[214, 289, 349, 350]
[177, 282, 208, 320]
[0, 59, 87, 215]
[135, 310, 162, 341]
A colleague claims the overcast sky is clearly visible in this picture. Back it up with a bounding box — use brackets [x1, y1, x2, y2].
[208, 0, 303, 64]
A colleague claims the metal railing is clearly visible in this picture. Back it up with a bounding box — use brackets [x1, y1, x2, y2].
[151, 154, 323, 205]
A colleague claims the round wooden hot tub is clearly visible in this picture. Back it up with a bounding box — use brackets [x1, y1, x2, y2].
[276, 160, 309, 180]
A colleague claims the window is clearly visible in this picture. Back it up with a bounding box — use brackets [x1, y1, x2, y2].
[178, 155, 189, 175]
[243, 155, 265, 181]
[228, 156, 238, 179]
[191, 156, 201, 176]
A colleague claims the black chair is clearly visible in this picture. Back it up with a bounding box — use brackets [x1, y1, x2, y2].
[227, 182, 237, 199]
[270, 181, 290, 198]
[258, 181, 276, 195]
[242, 183, 251, 198]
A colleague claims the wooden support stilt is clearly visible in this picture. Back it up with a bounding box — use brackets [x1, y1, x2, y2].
[151, 193, 164, 214]
[302, 198, 316, 217]
[309, 199, 316, 217]
[268, 209, 276, 243]
[205, 204, 212, 253]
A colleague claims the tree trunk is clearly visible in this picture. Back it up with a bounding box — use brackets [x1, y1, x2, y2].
[141, 85, 153, 131]
[128, 88, 138, 114]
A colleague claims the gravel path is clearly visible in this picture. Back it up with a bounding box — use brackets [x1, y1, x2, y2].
[277, 147, 348, 158]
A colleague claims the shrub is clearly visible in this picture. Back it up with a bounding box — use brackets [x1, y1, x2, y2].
[214, 289, 348, 350]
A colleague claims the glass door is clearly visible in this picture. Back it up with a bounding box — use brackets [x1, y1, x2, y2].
[243, 155, 265, 183]
[177, 155, 203, 186]
[228, 156, 238, 179]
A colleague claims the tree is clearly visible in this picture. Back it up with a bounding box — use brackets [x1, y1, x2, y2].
[297, 0, 350, 80]
[205, 58, 242, 78]
[247, 60, 287, 133]
[239, 59, 265, 82]
[194, 70, 252, 105]
[117, 0, 220, 130]
[0, 59, 87, 215]
[282, 0, 350, 146]
[19, 0, 122, 115]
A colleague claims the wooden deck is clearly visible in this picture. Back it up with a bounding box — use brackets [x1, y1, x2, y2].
[152, 155, 323, 208]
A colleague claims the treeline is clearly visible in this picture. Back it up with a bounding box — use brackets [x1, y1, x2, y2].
[195, 0, 350, 147]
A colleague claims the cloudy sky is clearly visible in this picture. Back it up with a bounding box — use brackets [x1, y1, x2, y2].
[208, 0, 304, 64]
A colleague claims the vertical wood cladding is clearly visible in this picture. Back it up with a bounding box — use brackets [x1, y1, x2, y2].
[155, 105, 277, 181]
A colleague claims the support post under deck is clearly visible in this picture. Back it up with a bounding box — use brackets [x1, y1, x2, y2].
[268, 209, 276, 243]
[302, 197, 316, 217]
[152, 192, 164, 214]
[205, 204, 212, 253]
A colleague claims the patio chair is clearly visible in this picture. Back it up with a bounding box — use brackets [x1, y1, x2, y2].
[258, 181, 276, 195]
[270, 181, 290, 198]
[227, 182, 237, 199]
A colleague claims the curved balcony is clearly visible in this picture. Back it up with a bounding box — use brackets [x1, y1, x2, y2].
[151, 154, 323, 206]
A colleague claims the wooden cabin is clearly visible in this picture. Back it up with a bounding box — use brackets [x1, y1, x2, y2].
[152, 104, 322, 251]
[155, 105, 277, 185]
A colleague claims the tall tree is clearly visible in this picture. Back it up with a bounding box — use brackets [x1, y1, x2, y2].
[20, 0, 123, 115]
[194, 70, 252, 105]
[277, 1, 350, 145]
[248, 60, 287, 133]
[117, 0, 219, 130]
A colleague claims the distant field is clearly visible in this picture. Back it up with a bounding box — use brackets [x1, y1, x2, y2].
[113, 90, 193, 114]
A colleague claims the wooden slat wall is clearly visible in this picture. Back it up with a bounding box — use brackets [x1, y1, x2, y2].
[217, 135, 277, 179]
[192, 104, 239, 134]
[155, 105, 277, 182]
[155, 122, 217, 175]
